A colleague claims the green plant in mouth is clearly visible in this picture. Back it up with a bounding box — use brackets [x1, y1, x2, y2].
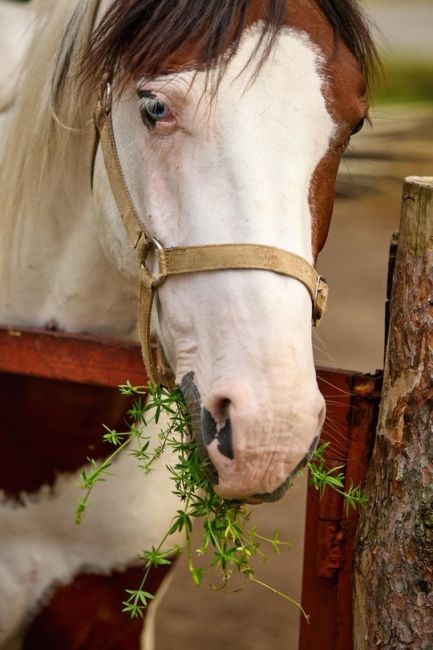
[76, 382, 367, 620]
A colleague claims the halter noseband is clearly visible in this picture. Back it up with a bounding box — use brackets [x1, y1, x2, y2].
[92, 78, 328, 387]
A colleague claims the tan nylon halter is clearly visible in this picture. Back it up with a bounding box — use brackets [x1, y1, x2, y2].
[92, 78, 329, 387]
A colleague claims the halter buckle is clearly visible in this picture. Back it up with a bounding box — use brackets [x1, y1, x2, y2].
[102, 81, 112, 113]
[97, 76, 113, 115]
[313, 275, 328, 326]
[140, 238, 168, 289]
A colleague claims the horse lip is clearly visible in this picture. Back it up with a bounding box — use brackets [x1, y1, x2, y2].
[244, 497, 264, 505]
[251, 435, 320, 503]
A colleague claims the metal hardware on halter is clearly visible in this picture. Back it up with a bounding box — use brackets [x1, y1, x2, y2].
[91, 75, 329, 387]
[98, 76, 113, 114]
[139, 238, 167, 289]
[313, 275, 328, 326]
[102, 81, 112, 113]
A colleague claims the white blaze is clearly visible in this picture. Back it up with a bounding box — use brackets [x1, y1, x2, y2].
[96, 28, 334, 498]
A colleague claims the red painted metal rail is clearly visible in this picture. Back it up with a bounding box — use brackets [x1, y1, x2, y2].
[0, 324, 148, 387]
[300, 369, 382, 650]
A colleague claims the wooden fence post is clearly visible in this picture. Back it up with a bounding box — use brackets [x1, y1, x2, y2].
[353, 177, 433, 648]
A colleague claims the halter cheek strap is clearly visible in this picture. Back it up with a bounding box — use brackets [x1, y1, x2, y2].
[92, 79, 329, 387]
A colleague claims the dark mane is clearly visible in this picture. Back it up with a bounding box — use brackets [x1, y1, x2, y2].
[83, 0, 378, 86]
[317, 0, 378, 82]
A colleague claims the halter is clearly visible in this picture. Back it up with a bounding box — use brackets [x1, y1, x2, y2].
[92, 77, 329, 387]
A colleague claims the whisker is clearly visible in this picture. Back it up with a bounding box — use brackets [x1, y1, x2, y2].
[312, 331, 336, 364]
[322, 418, 351, 447]
[321, 395, 353, 403]
[317, 376, 352, 396]
[323, 418, 348, 440]
[324, 400, 359, 412]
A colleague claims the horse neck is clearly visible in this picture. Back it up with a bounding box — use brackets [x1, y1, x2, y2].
[0, 102, 137, 337]
[0, 0, 136, 336]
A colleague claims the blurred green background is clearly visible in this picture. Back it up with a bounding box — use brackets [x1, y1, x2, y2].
[364, 0, 433, 105]
[376, 60, 433, 105]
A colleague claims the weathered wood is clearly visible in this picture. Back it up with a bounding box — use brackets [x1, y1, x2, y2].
[353, 177, 433, 649]
[385, 232, 399, 358]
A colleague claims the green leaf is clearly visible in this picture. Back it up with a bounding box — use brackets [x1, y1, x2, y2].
[191, 568, 204, 586]
[271, 530, 281, 555]
[142, 547, 173, 568]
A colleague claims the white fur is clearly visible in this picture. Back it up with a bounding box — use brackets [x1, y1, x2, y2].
[95, 28, 333, 497]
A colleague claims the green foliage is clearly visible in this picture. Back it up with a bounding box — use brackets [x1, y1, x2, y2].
[373, 59, 433, 105]
[76, 383, 367, 619]
[308, 442, 368, 514]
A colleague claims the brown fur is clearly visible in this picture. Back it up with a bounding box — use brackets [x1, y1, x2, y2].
[23, 564, 173, 650]
[0, 374, 131, 500]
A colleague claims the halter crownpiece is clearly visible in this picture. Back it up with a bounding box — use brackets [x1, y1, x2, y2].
[92, 78, 329, 387]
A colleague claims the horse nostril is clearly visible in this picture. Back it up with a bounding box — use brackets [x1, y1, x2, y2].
[202, 398, 234, 461]
[211, 396, 231, 425]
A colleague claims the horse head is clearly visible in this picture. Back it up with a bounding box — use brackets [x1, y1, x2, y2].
[89, 0, 377, 501]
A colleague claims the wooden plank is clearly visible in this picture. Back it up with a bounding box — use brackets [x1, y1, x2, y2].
[0, 325, 148, 387]
[0, 324, 361, 391]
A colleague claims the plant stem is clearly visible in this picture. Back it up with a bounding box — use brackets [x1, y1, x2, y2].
[249, 576, 310, 622]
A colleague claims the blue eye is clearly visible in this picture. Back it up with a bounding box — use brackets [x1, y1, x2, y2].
[139, 94, 170, 125]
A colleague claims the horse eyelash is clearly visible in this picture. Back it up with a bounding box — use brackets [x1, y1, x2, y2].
[137, 90, 156, 100]
[141, 97, 159, 110]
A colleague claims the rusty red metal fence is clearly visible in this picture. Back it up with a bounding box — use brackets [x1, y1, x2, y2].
[299, 369, 382, 650]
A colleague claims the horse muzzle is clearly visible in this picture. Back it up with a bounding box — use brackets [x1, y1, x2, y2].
[180, 371, 324, 502]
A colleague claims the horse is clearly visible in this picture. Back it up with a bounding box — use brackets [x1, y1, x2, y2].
[0, 0, 377, 647]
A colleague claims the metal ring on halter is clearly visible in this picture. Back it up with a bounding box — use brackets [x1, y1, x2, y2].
[101, 81, 112, 114]
[140, 237, 167, 289]
[313, 274, 326, 323]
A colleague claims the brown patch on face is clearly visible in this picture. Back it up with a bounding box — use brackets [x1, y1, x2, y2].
[309, 34, 369, 259]
[153, 0, 369, 261]
[309, 146, 342, 258]
[260, 0, 369, 260]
